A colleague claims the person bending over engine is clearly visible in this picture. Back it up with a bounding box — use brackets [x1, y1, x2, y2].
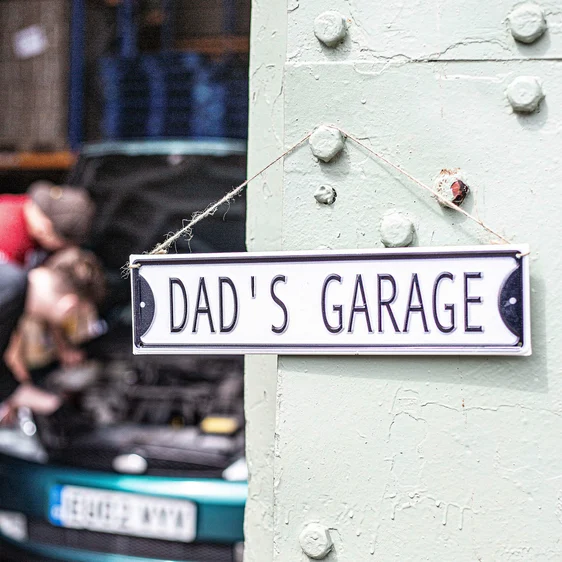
[0, 248, 106, 422]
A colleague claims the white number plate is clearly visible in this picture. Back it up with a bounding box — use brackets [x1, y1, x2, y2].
[49, 485, 197, 542]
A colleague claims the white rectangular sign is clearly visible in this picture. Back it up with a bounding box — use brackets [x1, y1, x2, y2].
[130, 246, 531, 356]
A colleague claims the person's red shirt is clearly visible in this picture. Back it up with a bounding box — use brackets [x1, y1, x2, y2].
[0, 195, 36, 266]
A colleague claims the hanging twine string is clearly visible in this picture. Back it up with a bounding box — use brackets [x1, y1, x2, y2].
[124, 132, 313, 276]
[125, 126, 513, 276]
[337, 128, 510, 244]
[154, 131, 314, 255]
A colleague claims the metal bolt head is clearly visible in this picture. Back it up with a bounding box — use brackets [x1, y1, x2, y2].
[380, 211, 414, 248]
[433, 168, 470, 207]
[309, 126, 345, 162]
[299, 523, 333, 559]
[509, 3, 546, 44]
[314, 11, 347, 47]
[314, 185, 337, 205]
[506, 76, 544, 113]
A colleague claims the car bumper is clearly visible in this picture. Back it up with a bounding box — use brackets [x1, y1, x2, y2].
[0, 453, 246, 562]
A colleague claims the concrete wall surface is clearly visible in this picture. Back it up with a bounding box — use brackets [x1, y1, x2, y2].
[246, 0, 561, 560]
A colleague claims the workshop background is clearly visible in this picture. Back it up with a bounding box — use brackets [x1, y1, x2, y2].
[0, 1, 250, 562]
[0, 0, 250, 180]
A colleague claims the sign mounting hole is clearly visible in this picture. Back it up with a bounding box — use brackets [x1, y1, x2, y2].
[140, 301, 146, 308]
[509, 297, 517, 305]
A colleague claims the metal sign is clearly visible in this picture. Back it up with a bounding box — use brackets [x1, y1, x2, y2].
[130, 245, 531, 356]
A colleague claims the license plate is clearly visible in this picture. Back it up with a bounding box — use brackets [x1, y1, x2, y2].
[49, 485, 197, 542]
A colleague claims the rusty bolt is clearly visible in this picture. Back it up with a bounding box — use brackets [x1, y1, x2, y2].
[380, 211, 414, 248]
[309, 126, 345, 162]
[509, 4, 547, 44]
[299, 523, 333, 559]
[314, 11, 347, 47]
[434, 169, 470, 207]
[506, 76, 544, 113]
[314, 185, 337, 205]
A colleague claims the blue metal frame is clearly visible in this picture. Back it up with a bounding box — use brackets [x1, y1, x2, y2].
[69, 0, 86, 150]
[118, 0, 138, 58]
[69, 0, 244, 147]
[162, 0, 175, 51]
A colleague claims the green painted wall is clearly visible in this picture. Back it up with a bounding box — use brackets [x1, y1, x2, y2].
[246, 1, 559, 559]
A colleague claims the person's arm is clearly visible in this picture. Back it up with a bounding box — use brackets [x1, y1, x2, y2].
[51, 325, 85, 367]
[4, 327, 31, 384]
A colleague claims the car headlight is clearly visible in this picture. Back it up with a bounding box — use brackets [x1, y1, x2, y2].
[0, 510, 27, 541]
[233, 542, 244, 562]
[0, 408, 47, 463]
[222, 457, 247, 481]
[112, 453, 148, 474]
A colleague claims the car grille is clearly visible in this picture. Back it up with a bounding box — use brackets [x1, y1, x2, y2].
[28, 518, 234, 562]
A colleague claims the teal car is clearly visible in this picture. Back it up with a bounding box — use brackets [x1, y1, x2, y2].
[0, 140, 248, 562]
[0, 446, 246, 561]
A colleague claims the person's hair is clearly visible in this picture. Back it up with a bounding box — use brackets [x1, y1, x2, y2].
[27, 181, 95, 245]
[44, 247, 107, 306]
